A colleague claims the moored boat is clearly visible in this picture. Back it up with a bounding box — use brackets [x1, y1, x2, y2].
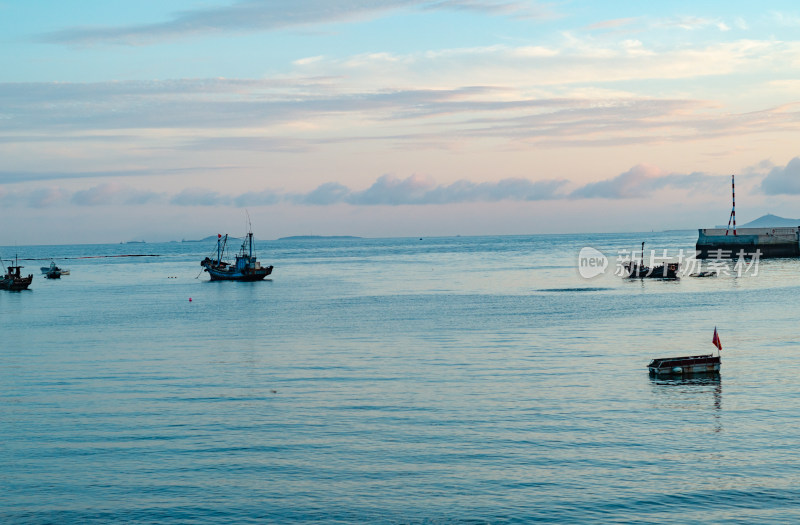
[648, 328, 723, 377]
[200, 227, 273, 281]
[648, 354, 720, 377]
[623, 242, 680, 279]
[41, 261, 62, 279]
[1, 256, 33, 291]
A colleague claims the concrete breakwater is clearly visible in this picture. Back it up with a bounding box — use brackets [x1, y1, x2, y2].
[696, 227, 800, 258]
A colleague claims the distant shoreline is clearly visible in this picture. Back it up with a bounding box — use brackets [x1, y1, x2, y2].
[278, 235, 362, 240]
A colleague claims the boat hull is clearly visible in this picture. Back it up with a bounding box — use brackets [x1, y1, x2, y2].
[205, 265, 273, 281]
[0, 275, 33, 291]
[623, 262, 680, 279]
[648, 354, 720, 377]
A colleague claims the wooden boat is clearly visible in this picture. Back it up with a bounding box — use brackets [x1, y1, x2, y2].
[201, 226, 273, 281]
[623, 242, 679, 279]
[648, 354, 720, 377]
[1, 256, 33, 291]
[648, 328, 723, 377]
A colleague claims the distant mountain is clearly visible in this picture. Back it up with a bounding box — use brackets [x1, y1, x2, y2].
[181, 235, 242, 243]
[740, 214, 800, 228]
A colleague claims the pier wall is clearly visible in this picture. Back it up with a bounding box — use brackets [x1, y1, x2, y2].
[696, 227, 800, 258]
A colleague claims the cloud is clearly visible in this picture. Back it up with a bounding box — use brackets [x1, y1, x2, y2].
[761, 157, 800, 195]
[584, 17, 640, 31]
[571, 164, 664, 199]
[71, 183, 163, 206]
[0, 168, 152, 184]
[293, 182, 351, 205]
[570, 164, 721, 199]
[26, 187, 71, 208]
[124, 173, 570, 208]
[0, 166, 222, 184]
[0, 163, 780, 210]
[39, 0, 552, 47]
[170, 188, 232, 206]
[5, 44, 800, 150]
[234, 190, 283, 207]
[300, 173, 570, 205]
[425, 1, 557, 18]
[661, 16, 728, 31]
[405, 177, 569, 203]
[39, 0, 410, 46]
[185, 137, 317, 153]
[348, 173, 436, 205]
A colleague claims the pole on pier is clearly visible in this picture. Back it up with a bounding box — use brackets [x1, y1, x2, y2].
[725, 175, 737, 236]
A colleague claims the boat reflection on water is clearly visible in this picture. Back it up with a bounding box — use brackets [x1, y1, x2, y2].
[649, 375, 722, 432]
[649, 374, 721, 388]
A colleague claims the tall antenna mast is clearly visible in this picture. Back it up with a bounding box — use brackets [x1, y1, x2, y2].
[725, 174, 736, 236]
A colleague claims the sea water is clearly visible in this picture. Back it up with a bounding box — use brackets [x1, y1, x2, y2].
[2, 232, 800, 523]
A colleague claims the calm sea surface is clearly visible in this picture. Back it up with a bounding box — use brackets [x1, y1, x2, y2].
[3, 232, 800, 523]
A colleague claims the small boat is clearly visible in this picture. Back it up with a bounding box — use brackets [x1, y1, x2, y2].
[623, 242, 679, 279]
[200, 225, 273, 281]
[1, 256, 33, 291]
[41, 261, 62, 279]
[648, 328, 723, 377]
[648, 354, 720, 377]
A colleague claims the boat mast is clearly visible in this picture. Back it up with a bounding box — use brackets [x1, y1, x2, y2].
[245, 210, 253, 259]
[640, 242, 645, 269]
[217, 234, 222, 264]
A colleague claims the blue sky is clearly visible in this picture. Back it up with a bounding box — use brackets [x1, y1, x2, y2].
[2, 0, 800, 243]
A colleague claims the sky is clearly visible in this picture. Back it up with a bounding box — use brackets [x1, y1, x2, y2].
[2, 0, 800, 244]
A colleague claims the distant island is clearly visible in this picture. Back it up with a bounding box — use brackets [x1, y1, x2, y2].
[278, 235, 362, 240]
[714, 214, 800, 229]
[740, 214, 800, 228]
[182, 235, 241, 243]
[179, 235, 361, 242]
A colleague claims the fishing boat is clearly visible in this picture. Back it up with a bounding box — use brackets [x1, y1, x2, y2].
[622, 242, 680, 279]
[1, 256, 33, 291]
[648, 328, 722, 377]
[200, 227, 273, 281]
[41, 261, 62, 279]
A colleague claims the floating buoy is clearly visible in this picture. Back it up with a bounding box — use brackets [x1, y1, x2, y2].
[189, 297, 192, 302]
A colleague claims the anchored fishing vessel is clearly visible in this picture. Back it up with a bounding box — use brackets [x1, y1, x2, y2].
[41, 261, 62, 279]
[200, 227, 273, 281]
[1, 256, 33, 291]
[622, 242, 680, 279]
[648, 328, 722, 377]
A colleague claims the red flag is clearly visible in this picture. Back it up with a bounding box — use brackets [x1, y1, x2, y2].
[712, 327, 722, 351]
